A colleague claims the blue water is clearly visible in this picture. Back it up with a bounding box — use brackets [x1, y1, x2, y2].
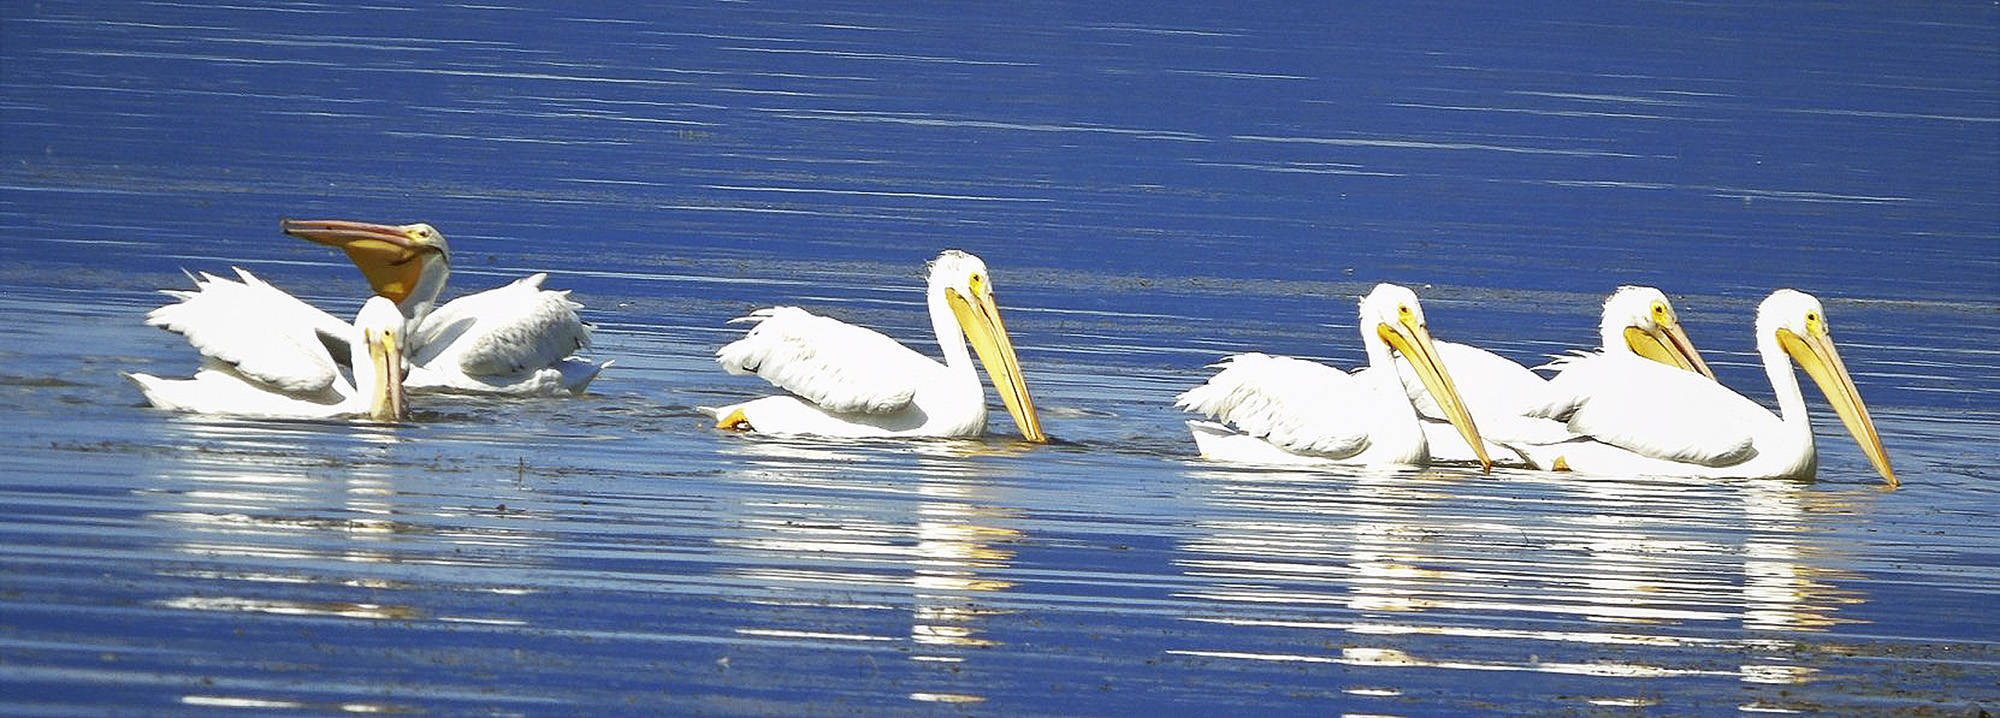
[3, 1, 1997, 714]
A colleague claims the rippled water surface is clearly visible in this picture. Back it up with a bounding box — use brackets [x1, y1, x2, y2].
[3, 2, 1997, 714]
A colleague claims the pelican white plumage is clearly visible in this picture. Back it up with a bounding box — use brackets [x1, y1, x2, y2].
[1176, 283, 1490, 470]
[129, 293, 408, 421]
[1511, 289, 1897, 486]
[281, 219, 604, 395]
[1393, 286, 1715, 464]
[704, 250, 1046, 442]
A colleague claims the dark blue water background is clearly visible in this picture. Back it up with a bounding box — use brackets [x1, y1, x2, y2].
[3, 1, 1996, 713]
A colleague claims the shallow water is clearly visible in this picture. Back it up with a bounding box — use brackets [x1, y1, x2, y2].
[3, 1, 1997, 714]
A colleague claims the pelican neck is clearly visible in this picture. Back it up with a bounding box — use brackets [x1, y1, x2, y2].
[927, 282, 975, 376]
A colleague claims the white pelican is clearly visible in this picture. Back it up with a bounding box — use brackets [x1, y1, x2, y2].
[1176, 283, 1491, 470]
[704, 250, 1046, 442]
[1393, 286, 1715, 464]
[1513, 289, 1898, 486]
[129, 293, 407, 421]
[280, 219, 604, 395]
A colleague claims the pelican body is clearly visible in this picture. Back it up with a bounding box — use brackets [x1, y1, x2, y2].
[1397, 286, 1715, 463]
[1177, 283, 1490, 470]
[281, 220, 604, 395]
[1515, 290, 1897, 486]
[130, 293, 408, 422]
[704, 250, 1045, 442]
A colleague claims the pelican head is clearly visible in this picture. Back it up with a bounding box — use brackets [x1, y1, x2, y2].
[1359, 284, 1489, 471]
[283, 219, 451, 312]
[1603, 286, 1714, 378]
[929, 250, 1045, 443]
[1759, 289, 1896, 486]
[353, 295, 408, 423]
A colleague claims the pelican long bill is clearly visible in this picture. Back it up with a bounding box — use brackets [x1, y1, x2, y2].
[1378, 315, 1491, 472]
[364, 324, 407, 423]
[1625, 322, 1715, 379]
[946, 275, 1046, 443]
[1778, 325, 1897, 487]
[282, 219, 441, 304]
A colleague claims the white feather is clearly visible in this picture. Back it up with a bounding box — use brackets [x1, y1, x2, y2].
[127, 361, 349, 418]
[1185, 420, 1345, 465]
[143, 268, 349, 395]
[406, 273, 600, 395]
[131, 296, 407, 420]
[1175, 353, 1373, 459]
[715, 306, 931, 415]
[1536, 354, 1762, 467]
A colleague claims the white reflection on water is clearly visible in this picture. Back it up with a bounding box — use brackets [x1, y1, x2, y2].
[1734, 480, 1866, 689]
[1169, 464, 1869, 706]
[180, 694, 404, 713]
[710, 436, 1023, 705]
[138, 417, 544, 628]
[1740, 480, 1862, 632]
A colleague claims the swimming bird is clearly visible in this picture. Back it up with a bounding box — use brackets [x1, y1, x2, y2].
[1391, 286, 1715, 464]
[1512, 289, 1897, 486]
[281, 219, 604, 395]
[129, 293, 408, 422]
[704, 250, 1045, 442]
[1176, 283, 1490, 470]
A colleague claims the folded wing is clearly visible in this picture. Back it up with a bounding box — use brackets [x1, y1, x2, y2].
[411, 273, 591, 377]
[1176, 353, 1373, 458]
[715, 306, 935, 414]
[1534, 354, 1761, 467]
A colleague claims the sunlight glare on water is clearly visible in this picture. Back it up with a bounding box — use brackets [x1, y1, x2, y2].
[2, 0, 1997, 714]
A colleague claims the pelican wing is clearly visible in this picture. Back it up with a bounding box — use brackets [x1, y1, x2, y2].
[715, 306, 932, 414]
[1176, 353, 1372, 458]
[411, 273, 591, 377]
[144, 268, 347, 394]
[1536, 354, 1760, 467]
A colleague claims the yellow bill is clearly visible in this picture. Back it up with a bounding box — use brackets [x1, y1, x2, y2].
[1625, 322, 1715, 379]
[946, 276, 1046, 443]
[364, 326, 407, 423]
[1778, 326, 1896, 487]
[1379, 316, 1490, 472]
[282, 219, 441, 304]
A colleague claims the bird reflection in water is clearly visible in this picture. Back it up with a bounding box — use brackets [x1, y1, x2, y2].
[1733, 479, 1870, 709]
[148, 419, 414, 604]
[1168, 464, 1869, 710]
[137, 416, 543, 710]
[711, 436, 1024, 706]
